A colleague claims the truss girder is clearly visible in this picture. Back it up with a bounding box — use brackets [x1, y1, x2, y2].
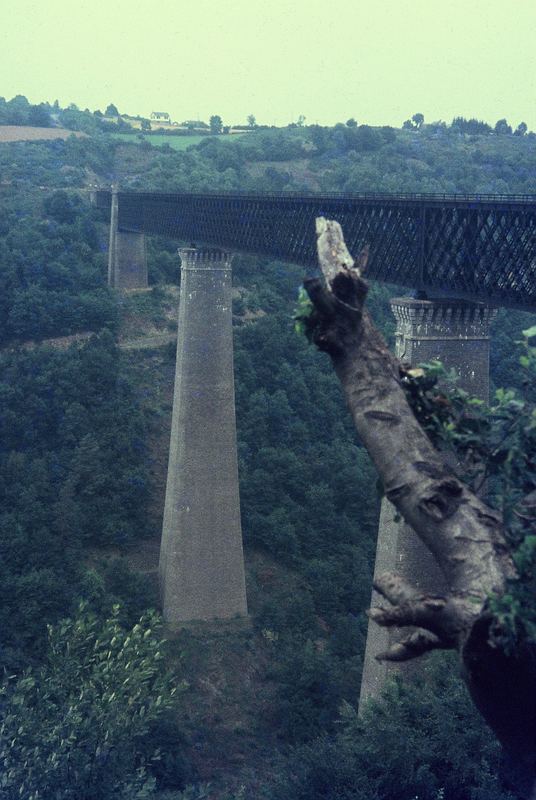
[96, 191, 536, 310]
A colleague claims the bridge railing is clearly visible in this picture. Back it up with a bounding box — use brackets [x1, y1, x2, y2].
[96, 188, 536, 204]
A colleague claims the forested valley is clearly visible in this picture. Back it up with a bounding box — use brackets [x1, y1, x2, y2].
[0, 111, 535, 799]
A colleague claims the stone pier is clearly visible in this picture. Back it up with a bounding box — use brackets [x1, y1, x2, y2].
[107, 186, 148, 290]
[359, 297, 496, 707]
[159, 248, 248, 623]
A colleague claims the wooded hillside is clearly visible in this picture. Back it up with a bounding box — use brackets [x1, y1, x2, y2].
[0, 120, 534, 798]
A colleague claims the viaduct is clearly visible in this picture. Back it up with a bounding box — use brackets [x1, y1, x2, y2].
[98, 187, 536, 705]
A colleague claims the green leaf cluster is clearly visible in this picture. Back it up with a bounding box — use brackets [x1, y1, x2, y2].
[401, 333, 536, 652]
[0, 604, 184, 799]
[293, 285, 315, 340]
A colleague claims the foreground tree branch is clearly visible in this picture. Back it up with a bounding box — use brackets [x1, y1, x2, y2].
[305, 217, 536, 798]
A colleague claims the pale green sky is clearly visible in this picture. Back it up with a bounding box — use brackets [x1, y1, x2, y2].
[1, 0, 535, 128]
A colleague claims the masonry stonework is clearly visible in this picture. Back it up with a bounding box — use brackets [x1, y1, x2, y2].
[159, 248, 248, 623]
[359, 297, 496, 707]
[107, 186, 148, 290]
[113, 231, 148, 290]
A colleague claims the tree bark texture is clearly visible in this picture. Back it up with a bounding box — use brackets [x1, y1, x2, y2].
[305, 218, 536, 798]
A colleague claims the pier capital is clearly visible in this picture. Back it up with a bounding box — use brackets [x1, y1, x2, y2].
[390, 297, 497, 347]
[388, 296, 497, 399]
[178, 248, 233, 270]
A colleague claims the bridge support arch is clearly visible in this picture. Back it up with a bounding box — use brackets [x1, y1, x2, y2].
[107, 186, 148, 290]
[159, 248, 248, 623]
[359, 296, 496, 707]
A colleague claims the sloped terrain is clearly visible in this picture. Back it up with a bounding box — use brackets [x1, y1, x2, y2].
[0, 125, 87, 142]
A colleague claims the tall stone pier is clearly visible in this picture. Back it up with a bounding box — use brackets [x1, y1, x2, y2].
[359, 297, 496, 707]
[107, 186, 148, 290]
[159, 248, 248, 623]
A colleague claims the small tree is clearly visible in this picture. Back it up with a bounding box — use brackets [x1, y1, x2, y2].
[495, 118, 512, 135]
[247, 114, 257, 128]
[346, 118, 358, 128]
[28, 104, 51, 127]
[141, 119, 151, 131]
[105, 103, 120, 117]
[8, 94, 30, 110]
[412, 112, 424, 129]
[515, 122, 528, 137]
[209, 114, 223, 134]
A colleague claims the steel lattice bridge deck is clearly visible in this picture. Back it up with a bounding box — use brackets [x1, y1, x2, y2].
[96, 190, 536, 311]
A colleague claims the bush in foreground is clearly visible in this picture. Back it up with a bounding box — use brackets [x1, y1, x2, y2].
[0, 604, 187, 799]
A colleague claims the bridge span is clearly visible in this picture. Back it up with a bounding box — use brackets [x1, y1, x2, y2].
[97, 189, 536, 310]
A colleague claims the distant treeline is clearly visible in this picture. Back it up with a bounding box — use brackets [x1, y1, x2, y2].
[0, 95, 52, 127]
[0, 94, 532, 142]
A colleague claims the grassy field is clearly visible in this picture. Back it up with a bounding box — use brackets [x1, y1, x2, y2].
[109, 132, 245, 150]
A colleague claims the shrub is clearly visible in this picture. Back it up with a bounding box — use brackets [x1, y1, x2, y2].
[0, 604, 187, 799]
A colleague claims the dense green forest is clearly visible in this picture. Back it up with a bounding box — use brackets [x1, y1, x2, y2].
[0, 117, 534, 798]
